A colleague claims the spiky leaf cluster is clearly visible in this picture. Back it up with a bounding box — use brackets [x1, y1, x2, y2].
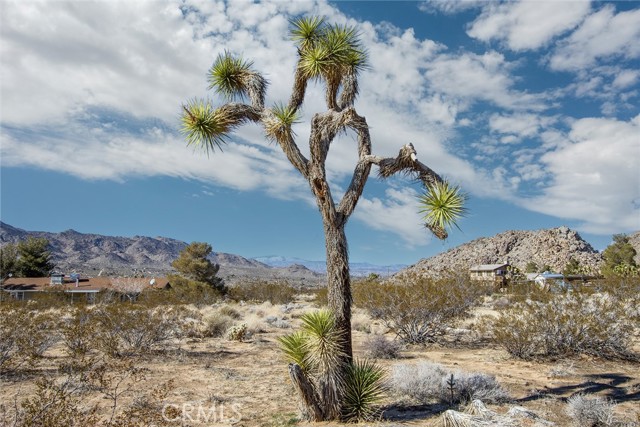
[208, 52, 257, 100]
[418, 181, 468, 240]
[264, 103, 300, 142]
[278, 310, 345, 377]
[342, 359, 387, 422]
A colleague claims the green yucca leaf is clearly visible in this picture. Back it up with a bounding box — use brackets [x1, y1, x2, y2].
[207, 51, 255, 100]
[300, 310, 345, 375]
[180, 99, 233, 153]
[277, 331, 310, 372]
[290, 16, 325, 51]
[342, 359, 387, 422]
[299, 44, 331, 79]
[418, 181, 468, 240]
[264, 103, 300, 142]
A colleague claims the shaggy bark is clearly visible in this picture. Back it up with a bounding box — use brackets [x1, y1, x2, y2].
[288, 363, 324, 421]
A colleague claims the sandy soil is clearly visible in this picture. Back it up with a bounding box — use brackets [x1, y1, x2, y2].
[1, 300, 638, 427]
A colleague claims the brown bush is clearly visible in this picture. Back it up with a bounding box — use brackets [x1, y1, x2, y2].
[0, 305, 58, 373]
[489, 291, 638, 360]
[93, 304, 179, 358]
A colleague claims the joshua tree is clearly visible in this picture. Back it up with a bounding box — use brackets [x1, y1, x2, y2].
[180, 17, 465, 420]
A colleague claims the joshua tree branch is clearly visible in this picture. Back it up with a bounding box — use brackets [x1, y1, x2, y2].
[371, 143, 444, 187]
[336, 111, 372, 221]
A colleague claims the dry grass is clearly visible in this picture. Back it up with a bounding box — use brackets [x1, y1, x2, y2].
[0, 291, 639, 426]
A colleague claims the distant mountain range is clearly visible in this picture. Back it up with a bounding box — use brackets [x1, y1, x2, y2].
[0, 222, 400, 282]
[252, 256, 406, 277]
[2, 222, 638, 282]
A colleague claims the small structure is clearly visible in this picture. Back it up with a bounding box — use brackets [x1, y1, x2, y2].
[470, 263, 509, 280]
[50, 273, 65, 285]
[532, 272, 567, 290]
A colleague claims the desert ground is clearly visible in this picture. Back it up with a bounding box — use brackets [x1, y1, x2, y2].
[1, 291, 639, 427]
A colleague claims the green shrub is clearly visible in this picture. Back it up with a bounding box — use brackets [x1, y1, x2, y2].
[359, 273, 483, 344]
[229, 280, 298, 304]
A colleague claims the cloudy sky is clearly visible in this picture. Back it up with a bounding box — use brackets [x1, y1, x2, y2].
[1, 0, 639, 265]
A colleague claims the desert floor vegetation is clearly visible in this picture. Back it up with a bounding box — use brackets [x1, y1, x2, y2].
[0, 276, 639, 426]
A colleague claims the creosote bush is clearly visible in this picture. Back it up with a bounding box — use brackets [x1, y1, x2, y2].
[363, 334, 401, 359]
[488, 291, 638, 360]
[0, 305, 58, 373]
[390, 362, 509, 405]
[358, 272, 484, 344]
[228, 279, 299, 304]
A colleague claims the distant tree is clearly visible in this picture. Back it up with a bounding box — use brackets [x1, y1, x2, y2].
[171, 242, 225, 292]
[111, 277, 149, 302]
[602, 234, 638, 277]
[17, 237, 54, 277]
[1, 243, 18, 282]
[525, 261, 538, 273]
[562, 257, 582, 276]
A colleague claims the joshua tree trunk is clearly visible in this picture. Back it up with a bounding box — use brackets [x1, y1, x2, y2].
[324, 222, 353, 360]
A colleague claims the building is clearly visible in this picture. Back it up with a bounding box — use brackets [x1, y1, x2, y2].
[2, 275, 169, 302]
[469, 263, 510, 287]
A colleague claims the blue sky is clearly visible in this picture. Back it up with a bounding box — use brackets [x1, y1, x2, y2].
[1, 0, 639, 265]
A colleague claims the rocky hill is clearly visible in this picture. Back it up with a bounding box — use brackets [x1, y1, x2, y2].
[0, 222, 323, 285]
[628, 231, 640, 265]
[398, 226, 607, 278]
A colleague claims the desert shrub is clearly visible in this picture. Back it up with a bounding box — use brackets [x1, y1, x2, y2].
[226, 323, 248, 341]
[201, 314, 235, 338]
[359, 273, 483, 344]
[489, 292, 637, 360]
[93, 304, 178, 357]
[566, 394, 616, 427]
[228, 280, 298, 304]
[390, 362, 509, 405]
[60, 307, 99, 358]
[218, 304, 242, 319]
[0, 306, 58, 373]
[17, 376, 99, 427]
[363, 335, 401, 359]
[163, 274, 224, 306]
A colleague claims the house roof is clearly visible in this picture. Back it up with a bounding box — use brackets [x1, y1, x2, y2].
[469, 263, 509, 272]
[2, 276, 169, 292]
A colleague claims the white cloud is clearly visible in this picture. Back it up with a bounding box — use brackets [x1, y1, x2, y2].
[489, 113, 558, 140]
[549, 5, 640, 71]
[354, 187, 429, 247]
[424, 51, 548, 111]
[467, 1, 590, 51]
[418, 0, 484, 15]
[521, 115, 640, 233]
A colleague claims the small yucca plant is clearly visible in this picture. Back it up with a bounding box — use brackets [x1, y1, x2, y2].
[418, 180, 468, 240]
[342, 359, 387, 422]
